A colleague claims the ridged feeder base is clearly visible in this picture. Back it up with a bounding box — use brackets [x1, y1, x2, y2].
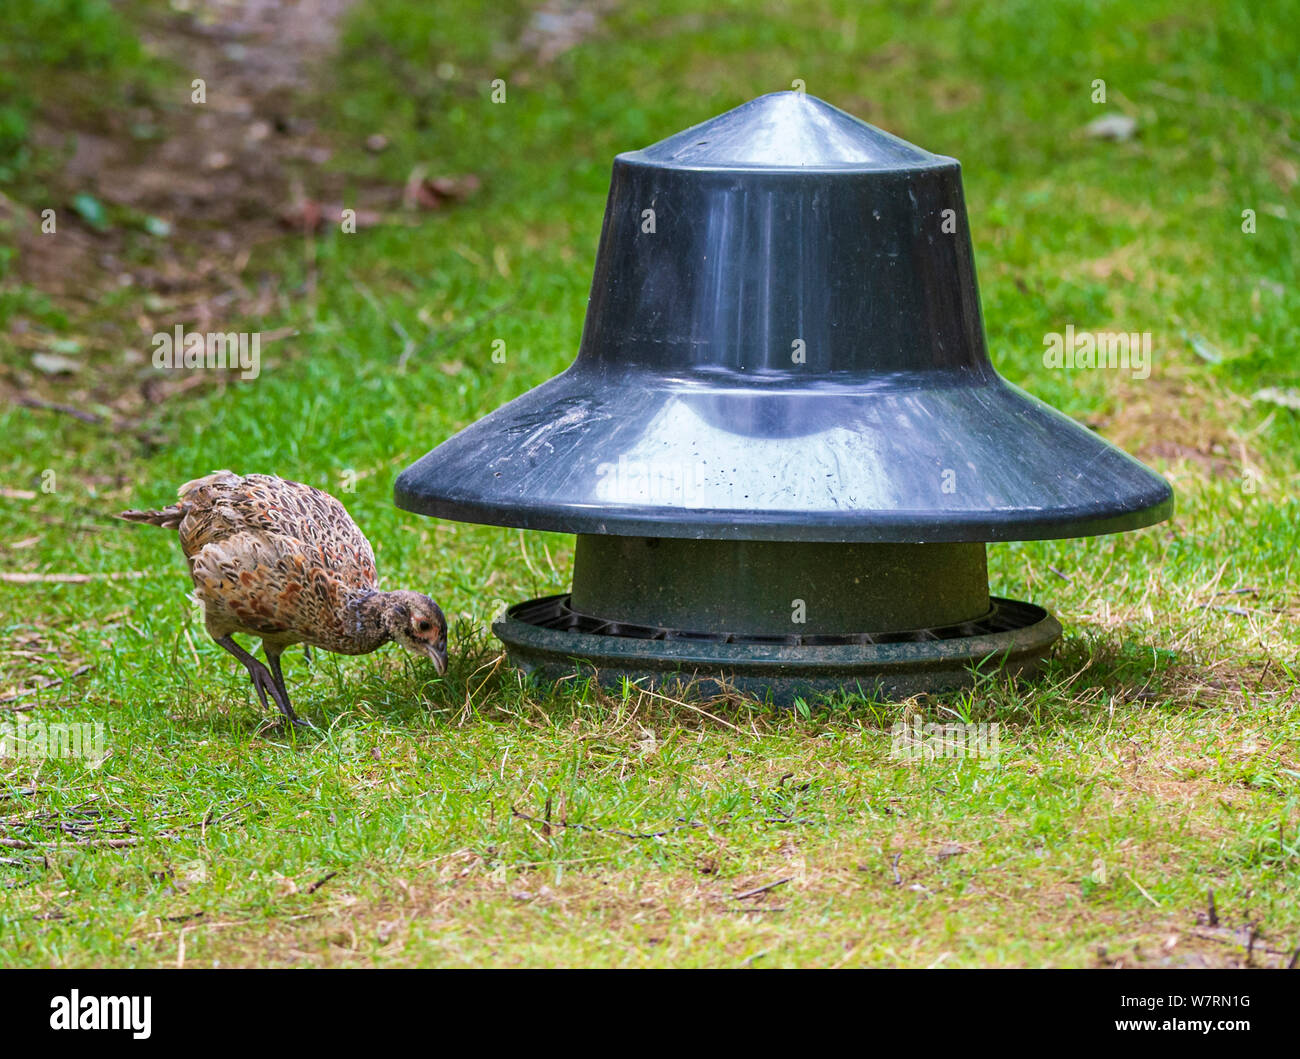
[492, 537, 1062, 704]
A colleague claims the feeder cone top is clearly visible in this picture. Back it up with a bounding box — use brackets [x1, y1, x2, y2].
[623, 91, 950, 170]
[396, 93, 1173, 544]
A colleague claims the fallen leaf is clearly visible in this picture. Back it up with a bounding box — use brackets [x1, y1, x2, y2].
[1182, 331, 1221, 364]
[403, 167, 481, 211]
[1252, 386, 1300, 411]
[1084, 113, 1137, 141]
[31, 353, 82, 375]
[71, 193, 108, 231]
[279, 200, 381, 232]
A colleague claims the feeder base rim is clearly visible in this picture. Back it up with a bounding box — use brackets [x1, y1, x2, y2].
[492, 593, 1062, 704]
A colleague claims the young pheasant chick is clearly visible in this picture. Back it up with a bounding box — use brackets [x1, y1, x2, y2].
[120, 471, 446, 726]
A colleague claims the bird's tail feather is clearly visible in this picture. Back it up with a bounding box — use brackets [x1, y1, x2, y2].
[117, 505, 185, 529]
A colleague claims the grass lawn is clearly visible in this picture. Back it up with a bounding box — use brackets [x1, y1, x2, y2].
[1, 0, 1297, 967]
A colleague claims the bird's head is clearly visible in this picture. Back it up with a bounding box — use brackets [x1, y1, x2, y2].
[383, 591, 448, 675]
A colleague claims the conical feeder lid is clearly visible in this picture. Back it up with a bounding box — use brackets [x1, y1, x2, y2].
[396, 93, 1173, 543]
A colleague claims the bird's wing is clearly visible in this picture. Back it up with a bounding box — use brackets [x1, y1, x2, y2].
[190, 530, 360, 644]
[177, 472, 377, 591]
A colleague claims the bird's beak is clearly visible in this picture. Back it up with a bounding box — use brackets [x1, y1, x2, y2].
[426, 642, 447, 676]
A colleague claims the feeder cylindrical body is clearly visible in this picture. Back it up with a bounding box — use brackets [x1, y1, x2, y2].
[570, 537, 989, 636]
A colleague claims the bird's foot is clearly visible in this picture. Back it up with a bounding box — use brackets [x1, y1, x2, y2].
[249, 668, 309, 730]
[216, 634, 312, 733]
[248, 666, 278, 712]
[254, 711, 316, 736]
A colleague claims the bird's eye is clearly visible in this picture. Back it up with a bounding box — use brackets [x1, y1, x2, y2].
[417, 620, 431, 632]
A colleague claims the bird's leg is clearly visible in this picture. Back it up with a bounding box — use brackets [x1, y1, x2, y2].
[264, 650, 307, 728]
[214, 634, 273, 711]
[302, 644, 312, 664]
[214, 635, 300, 726]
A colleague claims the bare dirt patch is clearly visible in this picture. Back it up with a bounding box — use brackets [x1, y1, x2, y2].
[3, 0, 478, 426]
[1091, 370, 1259, 483]
[15, 1, 355, 295]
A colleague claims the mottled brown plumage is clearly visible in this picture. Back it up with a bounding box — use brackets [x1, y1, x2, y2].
[119, 471, 446, 725]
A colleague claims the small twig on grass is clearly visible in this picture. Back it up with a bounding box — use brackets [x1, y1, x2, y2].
[510, 806, 701, 840]
[1124, 871, 1161, 908]
[734, 877, 793, 901]
[200, 799, 254, 838]
[1189, 925, 1295, 961]
[0, 571, 149, 583]
[12, 395, 110, 426]
[134, 912, 322, 942]
[0, 665, 93, 707]
[1, 793, 254, 853]
[305, 870, 339, 894]
[0, 835, 140, 849]
[0, 788, 38, 800]
[637, 685, 744, 733]
[458, 651, 505, 726]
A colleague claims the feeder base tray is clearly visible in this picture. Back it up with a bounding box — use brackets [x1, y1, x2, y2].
[494, 593, 1061, 704]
